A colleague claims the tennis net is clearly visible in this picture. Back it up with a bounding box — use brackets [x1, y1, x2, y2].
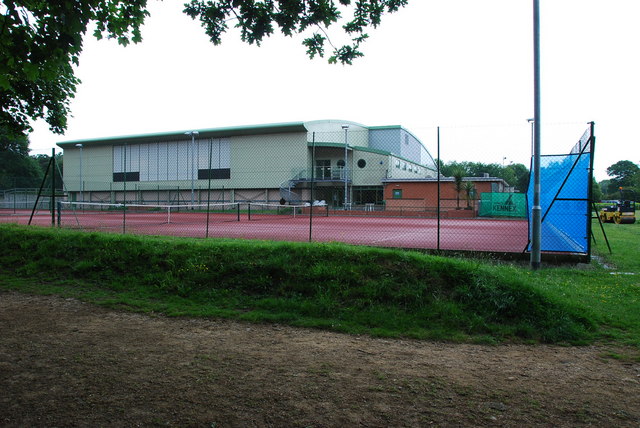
[59, 201, 240, 224]
[247, 203, 308, 220]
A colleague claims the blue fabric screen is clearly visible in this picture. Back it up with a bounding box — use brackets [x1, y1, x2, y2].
[527, 127, 593, 254]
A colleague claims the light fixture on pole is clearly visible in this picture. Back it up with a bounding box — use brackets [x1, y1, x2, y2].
[341, 125, 349, 210]
[184, 131, 199, 207]
[75, 143, 83, 201]
[502, 156, 507, 168]
[527, 118, 534, 155]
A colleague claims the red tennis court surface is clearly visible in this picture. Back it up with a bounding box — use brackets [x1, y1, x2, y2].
[1, 209, 529, 253]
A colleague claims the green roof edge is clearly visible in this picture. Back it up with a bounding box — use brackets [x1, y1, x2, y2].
[57, 121, 308, 147]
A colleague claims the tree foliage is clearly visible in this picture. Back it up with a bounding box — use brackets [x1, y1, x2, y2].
[0, 131, 41, 188]
[0, 125, 29, 155]
[599, 160, 639, 199]
[1, 0, 407, 139]
[590, 177, 602, 203]
[183, 0, 408, 65]
[0, 0, 149, 138]
[0, 126, 63, 189]
[440, 161, 530, 193]
[598, 179, 610, 198]
[606, 160, 639, 190]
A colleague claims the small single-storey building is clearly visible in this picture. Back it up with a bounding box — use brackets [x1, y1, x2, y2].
[57, 120, 438, 208]
[383, 175, 513, 216]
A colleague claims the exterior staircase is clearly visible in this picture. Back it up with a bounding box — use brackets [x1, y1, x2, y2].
[279, 179, 301, 203]
[279, 169, 307, 203]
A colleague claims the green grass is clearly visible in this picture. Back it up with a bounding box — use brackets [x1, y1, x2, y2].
[0, 222, 638, 346]
[538, 218, 640, 346]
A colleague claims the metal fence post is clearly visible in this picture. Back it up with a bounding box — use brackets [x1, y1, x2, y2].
[50, 149, 56, 226]
[437, 126, 441, 251]
[309, 132, 315, 242]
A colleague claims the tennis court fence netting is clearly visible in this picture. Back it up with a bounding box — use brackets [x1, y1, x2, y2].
[3, 124, 597, 260]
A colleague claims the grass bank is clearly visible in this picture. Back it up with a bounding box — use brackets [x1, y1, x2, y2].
[0, 224, 599, 344]
[535, 219, 640, 347]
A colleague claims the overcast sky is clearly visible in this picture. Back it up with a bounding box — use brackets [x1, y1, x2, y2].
[28, 0, 640, 181]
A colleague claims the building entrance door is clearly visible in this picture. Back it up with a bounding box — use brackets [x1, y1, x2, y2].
[315, 160, 331, 180]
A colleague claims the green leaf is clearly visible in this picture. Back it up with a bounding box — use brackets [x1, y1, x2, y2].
[22, 63, 39, 81]
[0, 74, 12, 90]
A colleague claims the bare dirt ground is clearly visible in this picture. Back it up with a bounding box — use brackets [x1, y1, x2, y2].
[1, 291, 639, 427]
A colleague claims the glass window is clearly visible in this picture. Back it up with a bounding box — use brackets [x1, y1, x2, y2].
[352, 186, 383, 204]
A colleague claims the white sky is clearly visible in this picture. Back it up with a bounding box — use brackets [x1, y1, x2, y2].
[28, 0, 640, 181]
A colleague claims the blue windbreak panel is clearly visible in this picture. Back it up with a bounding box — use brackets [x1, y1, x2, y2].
[527, 135, 592, 254]
[539, 200, 589, 253]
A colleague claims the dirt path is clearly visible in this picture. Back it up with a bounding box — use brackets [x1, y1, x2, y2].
[1, 291, 638, 427]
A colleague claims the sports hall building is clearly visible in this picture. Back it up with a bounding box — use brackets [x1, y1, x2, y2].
[57, 120, 438, 208]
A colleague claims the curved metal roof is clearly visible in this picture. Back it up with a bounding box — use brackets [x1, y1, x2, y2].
[57, 121, 308, 148]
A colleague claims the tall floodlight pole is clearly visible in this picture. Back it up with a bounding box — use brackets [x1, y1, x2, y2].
[75, 143, 83, 202]
[342, 125, 349, 209]
[184, 131, 199, 207]
[531, 0, 542, 270]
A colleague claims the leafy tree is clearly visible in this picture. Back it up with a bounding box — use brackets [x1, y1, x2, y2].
[184, 0, 408, 64]
[440, 161, 529, 192]
[606, 160, 639, 191]
[32, 153, 64, 187]
[1, 0, 407, 138]
[504, 163, 529, 192]
[438, 162, 453, 177]
[0, 130, 42, 188]
[605, 182, 622, 199]
[0, 0, 149, 138]
[589, 177, 602, 203]
[598, 179, 611, 199]
[33, 154, 53, 176]
[0, 125, 29, 155]
[467, 162, 503, 178]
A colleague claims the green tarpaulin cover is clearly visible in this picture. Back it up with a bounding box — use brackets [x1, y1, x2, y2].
[479, 193, 526, 218]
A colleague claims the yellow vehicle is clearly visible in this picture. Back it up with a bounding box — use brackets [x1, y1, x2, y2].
[599, 190, 636, 224]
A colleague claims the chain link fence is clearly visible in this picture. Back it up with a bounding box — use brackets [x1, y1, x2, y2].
[1, 124, 595, 259]
[525, 124, 595, 255]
